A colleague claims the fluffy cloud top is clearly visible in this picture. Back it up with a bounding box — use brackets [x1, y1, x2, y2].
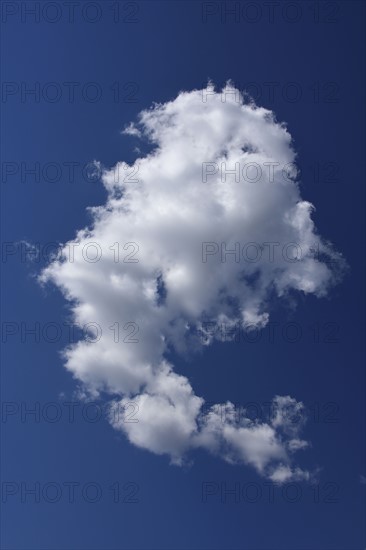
[41, 83, 343, 481]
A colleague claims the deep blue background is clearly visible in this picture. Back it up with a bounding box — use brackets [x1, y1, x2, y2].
[1, 1, 365, 549]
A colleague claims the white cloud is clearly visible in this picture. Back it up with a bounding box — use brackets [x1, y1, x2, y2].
[268, 464, 311, 484]
[41, 83, 344, 481]
[122, 122, 142, 138]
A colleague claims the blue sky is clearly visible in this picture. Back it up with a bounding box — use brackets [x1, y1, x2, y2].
[1, 1, 365, 549]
